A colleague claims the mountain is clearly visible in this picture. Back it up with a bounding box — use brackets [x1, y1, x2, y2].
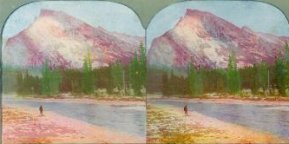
[3, 9, 144, 69]
[148, 9, 289, 70]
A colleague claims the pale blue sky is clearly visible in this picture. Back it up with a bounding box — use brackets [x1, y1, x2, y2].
[147, 1, 289, 48]
[3, 1, 145, 40]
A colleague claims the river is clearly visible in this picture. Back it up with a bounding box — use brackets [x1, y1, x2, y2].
[150, 98, 289, 140]
[3, 95, 146, 137]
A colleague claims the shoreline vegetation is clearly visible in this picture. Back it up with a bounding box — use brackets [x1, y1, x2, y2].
[147, 105, 288, 143]
[148, 95, 289, 106]
[11, 94, 145, 105]
[2, 106, 145, 144]
[148, 97, 289, 106]
[13, 93, 145, 102]
[11, 92, 289, 105]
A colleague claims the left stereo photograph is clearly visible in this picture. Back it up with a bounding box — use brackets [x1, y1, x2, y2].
[2, 1, 146, 143]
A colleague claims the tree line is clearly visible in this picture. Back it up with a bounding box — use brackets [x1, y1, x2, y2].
[14, 43, 146, 97]
[10, 42, 289, 97]
[148, 43, 289, 97]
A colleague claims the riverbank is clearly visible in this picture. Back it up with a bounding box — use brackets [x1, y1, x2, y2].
[22, 98, 145, 106]
[147, 105, 288, 143]
[149, 97, 289, 106]
[2, 106, 145, 143]
[5, 94, 145, 106]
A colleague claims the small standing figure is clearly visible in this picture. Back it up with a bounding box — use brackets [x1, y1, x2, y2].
[39, 105, 44, 116]
[184, 105, 188, 116]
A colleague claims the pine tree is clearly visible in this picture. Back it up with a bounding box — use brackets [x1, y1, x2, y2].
[226, 54, 241, 94]
[128, 43, 146, 96]
[275, 57, 287, 96]
[211, 68, 226, 93]
[129, 52, 141, 95]
[82, 52, 94, 94]
[50, 70, 61, 95]
[139, 42, 146, 90]
[274, 42, 289, 96]
[256, 61, 268, 93]
[41, 59, 51, 95]
[188, 64, 203, 97]
[250, 64, 258, 94]
[41, 59, 62, 96]
[111, 61, 124, 91]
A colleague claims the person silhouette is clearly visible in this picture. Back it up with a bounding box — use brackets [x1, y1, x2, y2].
[184, 105, 188, 116]
[39, 105, 43, 116]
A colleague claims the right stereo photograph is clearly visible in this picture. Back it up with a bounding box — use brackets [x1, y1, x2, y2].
[146, 1, 289, 143]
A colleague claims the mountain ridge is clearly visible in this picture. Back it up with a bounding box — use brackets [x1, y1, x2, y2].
[4, 9, 144, 69]
[148, 9, 289, 70]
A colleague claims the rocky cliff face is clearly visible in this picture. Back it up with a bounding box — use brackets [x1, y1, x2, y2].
[148, 9, 289, 69]
[4, 9, 144, 69]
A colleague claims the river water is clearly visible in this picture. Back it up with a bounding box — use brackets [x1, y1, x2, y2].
[4, 95, 289, 140]
[150, 98, 289, 140]
[3, 95, 146, 137]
